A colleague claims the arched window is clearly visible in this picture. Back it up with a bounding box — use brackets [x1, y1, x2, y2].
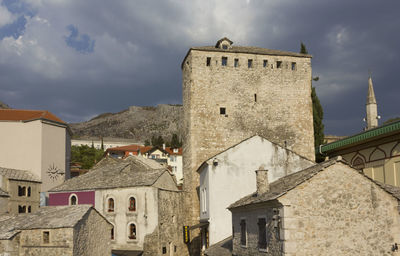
[70, 194, 77, 205]
[129, 197, 136, 212]
[108, 198, 115, 212]
[128, 223, 136, 240]
[27, 187, 31, 197]
[18, 186, 26, 196]
[28, 206, 31, 213]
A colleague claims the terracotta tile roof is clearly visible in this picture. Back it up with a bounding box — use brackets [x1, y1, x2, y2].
[164, 147, 182, 156]
[0, 109, 65, 124]
[0, 167, 41, 183]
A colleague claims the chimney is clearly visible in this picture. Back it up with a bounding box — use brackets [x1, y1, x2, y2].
[162, 143, 166, 150]
[255, 169, 269, 195]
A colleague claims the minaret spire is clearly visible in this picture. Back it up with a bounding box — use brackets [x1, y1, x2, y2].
[365, 74, 378, 130]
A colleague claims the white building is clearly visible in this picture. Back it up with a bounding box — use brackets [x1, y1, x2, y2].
[197, 135, 314, 250]
[0, 109, 71, 192]
[71, 138, 142, 150]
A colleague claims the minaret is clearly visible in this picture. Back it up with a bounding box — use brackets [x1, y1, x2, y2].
[365, 75, 379, 129]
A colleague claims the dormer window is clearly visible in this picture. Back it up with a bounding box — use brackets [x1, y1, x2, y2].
[215, 37, 233, 49]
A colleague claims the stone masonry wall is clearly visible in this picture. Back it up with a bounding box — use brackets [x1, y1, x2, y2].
[231, 202, 283, 256]
[182, 47, 314, 241]
[73, 209, 111, 256]
[19, 228, 74, 256]
[0, 234, 20, 256]
[143, 189, 187, 256]
[8, 180, 40, 214]
[280, 163, 400, 255]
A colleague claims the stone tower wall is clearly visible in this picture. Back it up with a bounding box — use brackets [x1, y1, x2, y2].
[182, 47, 315, 239]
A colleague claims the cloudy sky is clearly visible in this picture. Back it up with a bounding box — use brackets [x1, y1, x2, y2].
[0, 0, 399, 136]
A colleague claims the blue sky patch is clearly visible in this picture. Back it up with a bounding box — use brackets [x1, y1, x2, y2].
[2, 0, 35, 17]
[64, 25, 95, 54]
[0, 15, 27, 40]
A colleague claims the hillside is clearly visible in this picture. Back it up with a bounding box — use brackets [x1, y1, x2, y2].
[0, 101, 10, 109]
[69, 104, 183, 143]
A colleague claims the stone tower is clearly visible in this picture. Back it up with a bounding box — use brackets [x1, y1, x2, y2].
[181, 38, 315, 252]
[366, 75, 379, 130]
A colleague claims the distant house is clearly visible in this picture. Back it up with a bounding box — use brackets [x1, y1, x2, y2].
[0, 205, 112, 256]
[0, 109, 71, 192]
[105, 144, 183, 184]
[48, 155, 185, 256]
[228, 157, 400, 256]
[0, 167, 41, 214]
[197, 135, 314, 252]
[71, 138, 142, 150]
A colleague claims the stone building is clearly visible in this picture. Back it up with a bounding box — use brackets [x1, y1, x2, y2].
[0, 109, 71, 192]
[0, 167, 41, 214]
[48, 156, 185, 256]
[181, 37, 314, 252]
[318, 76, 400, 187]
[197, 135, 313, 251]
[0, 205, 112, 256]
[228, 157, 400, 256]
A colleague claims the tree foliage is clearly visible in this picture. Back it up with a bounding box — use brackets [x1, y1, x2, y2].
[71, 145, 104, 169]
[170, 133, 182, 148]
[151, 135, 164, 147]
[300, 42, 324, 162]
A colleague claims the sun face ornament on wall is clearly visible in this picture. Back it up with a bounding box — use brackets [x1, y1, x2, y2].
[47, 163, 65, 181]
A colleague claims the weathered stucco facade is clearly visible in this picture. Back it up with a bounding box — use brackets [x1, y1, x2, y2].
[182, 38, 314, 253]
[230, 160, 400, 255]
[198, 135, 313, 248]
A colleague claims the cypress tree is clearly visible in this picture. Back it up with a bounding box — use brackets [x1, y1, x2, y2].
[300, 42, 324, 161]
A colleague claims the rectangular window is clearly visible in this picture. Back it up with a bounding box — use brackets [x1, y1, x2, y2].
[43, 231, 50, 244]
[248, 59, 253, 68]
[291, 62, 296, 70]
[276, 61, 282, 68]
[240, 219, 247, 246]
[206, 57, 211, 66]
[258, 218, 267, 250]
[220, 107, 226, 115]
[222, 57, 227, 66]
[234, 58, 239, 67]
[263, 60, 268, 67]
[162, 247, 167, 254]
[254, 94, 257, 102]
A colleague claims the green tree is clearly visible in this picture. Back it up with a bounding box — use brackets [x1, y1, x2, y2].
[71, 145, 104, 169]
[300, 42, 324, 162]
[170, 134, 182, 148]
[144, 139, 150, 146]
[100, 137, 104, 150]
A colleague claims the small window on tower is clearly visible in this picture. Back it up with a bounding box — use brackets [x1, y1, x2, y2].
[263, 60, 268, 67]
[222, 57, 227, 66]
[248, 59, 253, 68]
[254, 94, 257, 102]
[276, 61, 282, 68]
[220, 107, 226, 115]
[234, 58, 239, 67]
[43, 231, 50, 244]
[291, 62, 296, 70]
[222, 45, 228, 49]
[206, 57, 211, 66]
[162, 247, 167, 254]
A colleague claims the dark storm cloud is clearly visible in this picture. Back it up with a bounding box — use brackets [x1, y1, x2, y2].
[0, 0, 399, 136]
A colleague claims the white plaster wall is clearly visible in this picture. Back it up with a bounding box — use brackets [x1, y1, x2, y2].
[41, 122, 69, 191]
[201, 136, 314, 245]
[168, 155, 183, 184]
[95, 187, 159, 251]
[0, 120, 42, 179]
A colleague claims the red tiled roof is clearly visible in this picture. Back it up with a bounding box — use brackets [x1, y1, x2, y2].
[0, 109, 65, 124]
[165, 147, 182, 155]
